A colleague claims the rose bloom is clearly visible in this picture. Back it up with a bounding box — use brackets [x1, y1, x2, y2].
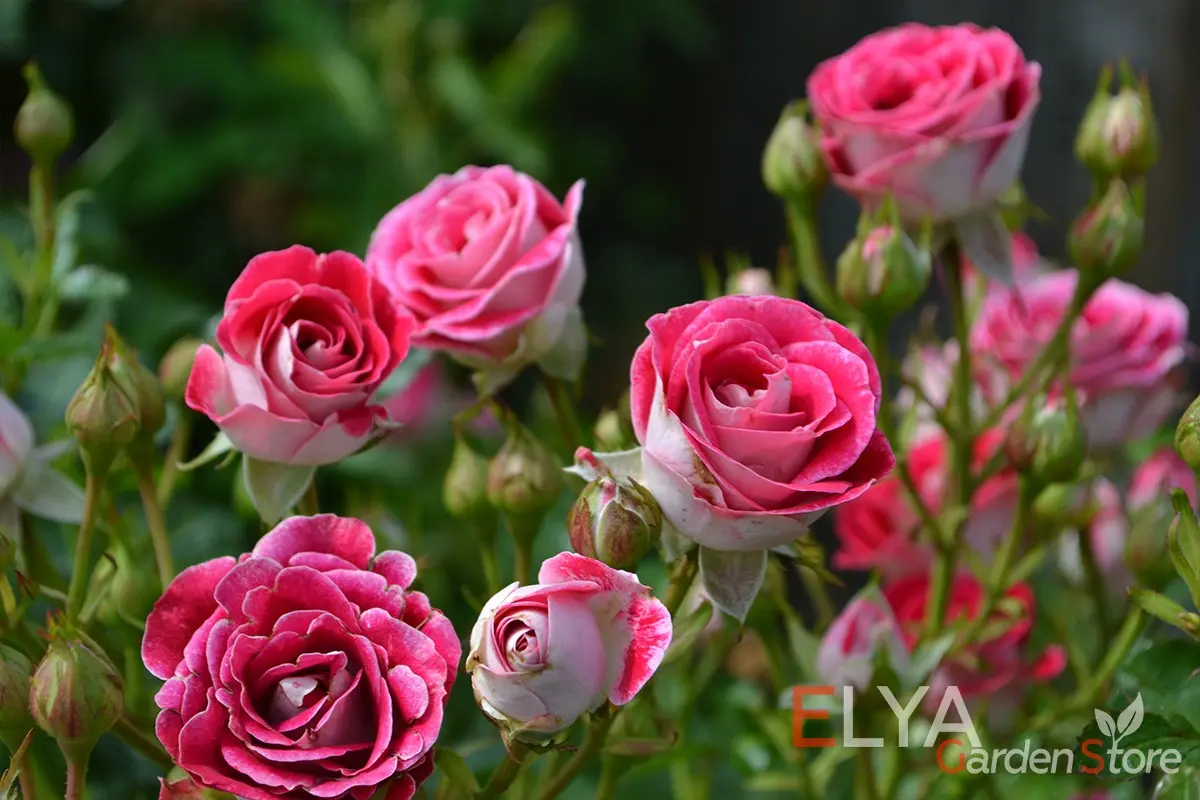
[816, 596, 907, 690]
[186, 246, 414, 466]
[972, 270, 1189, 449]
[141, 515, 458, 800]
[1129, 447, 1198, 512]
[833, 429, 1017, 576]
[366, 166, 585, 393]
[806, 23, 1041, 221]
[466, 552, 671, 740]
[1058, 479, 1131, 587]
[885, 573, 1065, 699]
[630, 296, 894, 552]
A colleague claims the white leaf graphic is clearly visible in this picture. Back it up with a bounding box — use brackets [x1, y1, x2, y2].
[1116, 694, 1144, 737]
[1095, 709, 1117, 739]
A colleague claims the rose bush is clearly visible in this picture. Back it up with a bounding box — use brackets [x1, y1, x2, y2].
[806, 23, 1041, 221]
[367, 165, 585, 393]
[186, 246, 414, 466]
[466, 552, 671, 740]
[630, 295, 895, 552]
[141, 515, 458, 800]
[972, 270, 1189, 449]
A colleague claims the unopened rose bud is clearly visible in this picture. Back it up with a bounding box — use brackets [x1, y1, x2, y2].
[14, 63, 73, 163]
[106, 327, 166, 465]
[487, 420, 562, 521]
[0, 646, 33, 749]
[30, 637, 124, 762]
[66, 340, 140, 476]
[726, 267, 776, 297]
[762, 101, 827, 200]
[1075, 65, 1159, 179]
[593, 408, 632, 452]
[443, 428, 494, 526]
[568, 475, 661, 569]
[836, 222, 931, 318]
[158, 337, 204, 400]
[1008, 397, 1087, 485]
[1068, 178, 1144, 278]
[1177, 395, 1200, 474]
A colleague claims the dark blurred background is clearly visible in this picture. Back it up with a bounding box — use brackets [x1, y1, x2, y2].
[5, 0, 1199, 406]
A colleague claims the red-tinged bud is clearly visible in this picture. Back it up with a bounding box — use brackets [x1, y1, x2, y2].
[567, 475, 662, 569]
[0, 646, 33, 752]
[762, 101, 827, 200]
[106, 326, 167, 464]
[65, 339, 140, 477]
[1068, 178, 1145, 278]
[1075, 63, 1159, 179]
[29, 637, 124, 762]
[486, 419, 562, 522]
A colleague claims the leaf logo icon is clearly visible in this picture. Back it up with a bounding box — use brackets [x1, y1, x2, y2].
[1095, 709, 1116, 739]
[1116, 694, 1144, 737]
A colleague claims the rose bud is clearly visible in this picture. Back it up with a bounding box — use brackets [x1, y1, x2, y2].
[1075, 64, 1159, 179]
[14, 63, 73, 163]
[761, 100, 827, 200]
[443, 427, 494, 527]
[66, 339, 140, 477]
[466, 552, 671, 743]
[568, 475, 662, 569]
[593, 408, 631, 452]
[1068, 178, 1145, 278]
[1009, 397, 1087, 486]
[1177, 395, 1200, 474]
[816, 595, 906, 691]
[0, 646, 33, 750]
[1127, 449, 1197, 587]
[30, 638, 124, 762]
[486, 419, 562, 522]
[105, 326, 166, 465]
[726, 267, 777, 297]
[157, 337, 203, 401]
[836, 217, 931, 319]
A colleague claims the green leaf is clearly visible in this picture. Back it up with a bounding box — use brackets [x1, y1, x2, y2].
[1130, 588, 1200, 637]
[433, 748, 479, 795]
[242, 457, 315, 526]
[662, 600, 713, 666]
[57, 264, 130, 303]
[698, 546, 767, 624]
[178, 431, 234, 472]
[51, 189, 94, 279]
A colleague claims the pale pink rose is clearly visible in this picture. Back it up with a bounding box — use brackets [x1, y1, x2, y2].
[728, 268, 776, 296]
[466, 552, 671, 740]
[972, 270, 1189, 449]
[1058, 479, 1131, 587]
[0, 391, 85, 537]
[0, 391, 33, 498]
[630, 296, 895, 552]
[807, 23, 1041, 221]
[1130, 448, 1198, 512]
[816, 596, 906, 690]
[186, 246, 414, 466]
[366, 166, 585, 393]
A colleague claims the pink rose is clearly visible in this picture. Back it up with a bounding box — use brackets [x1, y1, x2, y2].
[186, 246, 414, 466]
[807, 23, 1041, 221]
[816, 595, 906, 690]
[972, 270, 1189, 449]
[630, 296, 894, 551]
[366, 166, 585, 392]
[1058, 479, 1131, 587]
[141, 515, 459, 800]
[886, 573, 1065, 700]
[1130, 447, 1198, 512]
[466, 552, 671, 740]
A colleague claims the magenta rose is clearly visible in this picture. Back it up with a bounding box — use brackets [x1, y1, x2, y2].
[466, 552, 671, 741]
[630, 296, 894, 551]
[186, 246, 414, 466]
[1130, 447, 1198, 512]
[972, 270, 1189, 449]
[807, 23, 1041, 221]
[141, 515, 459, 800]
[366, 166, 585, 393]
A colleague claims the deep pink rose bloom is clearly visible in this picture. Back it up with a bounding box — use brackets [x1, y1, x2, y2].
[816, 596, 906, 690]
[630, 296, 895, 551]
[141, 515, 459, 800]
[886, 573, 1065, 700]
[807, 23, 1041, 221]
[972, 270, 1189, 449]
[186, 246, 414, 466]
[466, 552, 671, 740]
[1130, 447, 1198, 512]
[366, 166, 585, 391]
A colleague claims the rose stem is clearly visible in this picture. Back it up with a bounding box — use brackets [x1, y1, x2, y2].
[65, 471, 102, 624]
[156, 414, 191, 507]
[662, 549, 698, 618]
[536, 712, 616, 800]
[923, 242, 973, 639]
[540, 372, 584, 452]
[135, 463, 175, 589]
[64, 756, 86, 800]
[299, 479, 320, 516]
[783, 200, 842, 316]
[17, 752, 37, 800]
[477, 743, 530, 799]
[1077, 513, 1113, 642]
